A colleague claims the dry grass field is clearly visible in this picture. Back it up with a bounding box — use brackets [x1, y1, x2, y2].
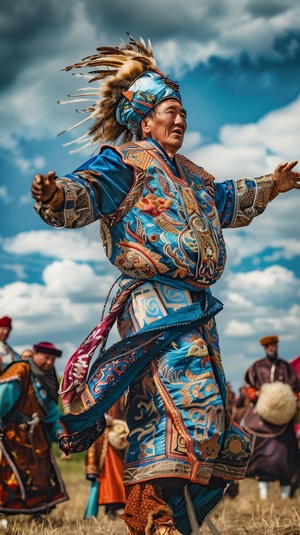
[1, 452, 299, 535]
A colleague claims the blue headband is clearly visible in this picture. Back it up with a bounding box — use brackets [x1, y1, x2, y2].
[116, 70, 181, 134]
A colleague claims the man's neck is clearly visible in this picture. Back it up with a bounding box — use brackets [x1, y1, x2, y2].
[143, 138, 179, 176]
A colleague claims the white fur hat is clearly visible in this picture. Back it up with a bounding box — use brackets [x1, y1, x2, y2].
[255, 381, 297, 426]
[107, 419, 129, 450]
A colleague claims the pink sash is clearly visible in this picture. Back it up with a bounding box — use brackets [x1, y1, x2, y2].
[59, 280, 141, 413]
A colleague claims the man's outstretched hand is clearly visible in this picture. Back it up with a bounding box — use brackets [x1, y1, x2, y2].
[31, 171, 57, 202]
[273, 160, 300, 193]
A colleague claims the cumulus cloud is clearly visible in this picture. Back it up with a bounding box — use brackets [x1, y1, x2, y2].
[186, 95, 300, 180]
[3, 228, 105, 262]
[1, 0, 300, 155]
[219, 96, 300, 162]
[221, 193, 300, 268]
[215, 267, 300, 390]
[42, 259, 116, 301]
[217, 265, 300, 345]
[225, 264, 299, 304]
[3, 0, 299, 88]
[0, 259, 119, 375]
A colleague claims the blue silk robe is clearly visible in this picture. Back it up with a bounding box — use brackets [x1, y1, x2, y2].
[35, 139, 277, 490]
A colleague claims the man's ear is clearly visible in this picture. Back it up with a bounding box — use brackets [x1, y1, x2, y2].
[141, 116, 151, 136]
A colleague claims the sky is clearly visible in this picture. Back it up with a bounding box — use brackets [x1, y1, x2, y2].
[0, 0, 300, 394]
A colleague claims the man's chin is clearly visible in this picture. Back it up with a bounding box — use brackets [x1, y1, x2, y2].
[171, 137, 183, 149]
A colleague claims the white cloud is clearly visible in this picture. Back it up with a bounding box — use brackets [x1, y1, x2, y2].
[3, 228, 105, 262]
[186, 95, 300, 180]
[215, 264, 300, 382]
[180, 94, 300, 267]
[221, 194, 300, 268]
[1, 1, 299, 156]
[13, 155, 47, 176]
[214, 267, 300, 391]
[220, 96, 300, 161]
[153, 1, 300, 73]
[225, 265, 300, 305]
[224, 320, 255, 336]
[42, 259, 116, 299]
[0, 259, 120, 376]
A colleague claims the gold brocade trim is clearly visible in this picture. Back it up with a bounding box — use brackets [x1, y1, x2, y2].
[35, 177, 95, 228]
[101, 169, 145, 227]
[124, 458, 248, 485]
[233, 174, 275, 228]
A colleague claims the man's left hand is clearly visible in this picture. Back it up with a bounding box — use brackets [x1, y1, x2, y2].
[273, 160, 300, 193]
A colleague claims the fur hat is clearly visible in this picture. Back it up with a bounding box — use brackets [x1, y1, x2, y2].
[58, 34, 181, 151]
[33, 341, 62, 358]
[255, 381, 297, 425]
[0, 316, 12, 328]
[107, 419, 129, 451]
[259, 335, 279, 346]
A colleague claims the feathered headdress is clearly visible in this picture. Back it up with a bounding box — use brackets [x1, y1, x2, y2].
[58, 34, 181, 152]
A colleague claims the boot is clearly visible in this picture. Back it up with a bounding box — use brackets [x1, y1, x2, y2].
[258, 481, 268, 500]
[280, 484, 291, 499]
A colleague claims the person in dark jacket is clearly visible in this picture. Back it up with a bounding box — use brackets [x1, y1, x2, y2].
[243, 335, 300, 500]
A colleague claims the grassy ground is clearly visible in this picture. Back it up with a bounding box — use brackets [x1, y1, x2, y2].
[0, 452, 299, 534]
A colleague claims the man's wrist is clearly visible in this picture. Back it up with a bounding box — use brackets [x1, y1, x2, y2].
[41, 187, 58, 205]
[41, 183, 65, 209]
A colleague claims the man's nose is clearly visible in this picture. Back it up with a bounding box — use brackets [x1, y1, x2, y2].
[175, 113, 186, 127]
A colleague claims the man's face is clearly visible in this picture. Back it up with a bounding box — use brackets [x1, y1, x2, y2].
[265, 342, 278, 361]
[142, 99, 187, 158]
[33, 351, 56, 371]
[0, 326, 11, 342]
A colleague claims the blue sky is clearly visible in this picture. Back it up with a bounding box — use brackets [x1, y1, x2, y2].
[1, 0, 300, 393]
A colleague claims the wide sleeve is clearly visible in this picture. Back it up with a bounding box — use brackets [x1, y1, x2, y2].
[34, 147, 134, 229]
[215, 174, 279, 229]
[43, 399, 65, 441]
[0, 381, 21, 417]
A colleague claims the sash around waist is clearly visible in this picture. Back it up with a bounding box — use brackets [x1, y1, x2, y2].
[58, 289, 223, 453]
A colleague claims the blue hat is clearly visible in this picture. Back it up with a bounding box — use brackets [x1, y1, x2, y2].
[116, 70, 181, 134]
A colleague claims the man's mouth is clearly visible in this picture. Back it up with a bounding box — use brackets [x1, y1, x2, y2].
[172, 129, 183, 137]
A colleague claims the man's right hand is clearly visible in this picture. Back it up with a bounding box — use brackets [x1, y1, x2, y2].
[31, 171, 57, 202]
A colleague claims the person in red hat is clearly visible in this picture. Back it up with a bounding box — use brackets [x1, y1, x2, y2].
[243, 335, 300, 500]
[0, 340, 68, 519]
[0, 316, 20, 373]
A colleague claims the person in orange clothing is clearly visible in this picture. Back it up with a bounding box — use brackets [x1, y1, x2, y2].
[84, 396, 128, 519]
